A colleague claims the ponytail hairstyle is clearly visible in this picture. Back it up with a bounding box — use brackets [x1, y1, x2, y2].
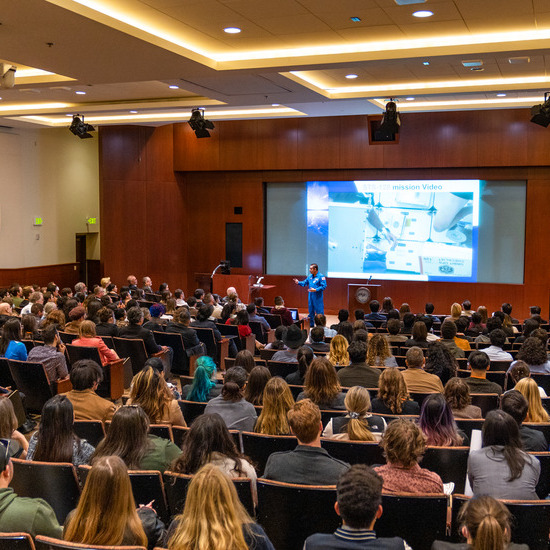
[186, 356, 217, 402]
[221, 367, 248, 402]
[296, 346, 314, 381]
[344, 386, 374, 441]
[458, 496, 511, 550]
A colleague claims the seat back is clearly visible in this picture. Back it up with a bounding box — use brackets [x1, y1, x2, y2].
[376, 493, 448, 549]
[421, 446, 469, 493]
[262, 313, 282, 329]
[57, 332, 78, 345]
[529, 452, 550, 499]
[172, 425, 189, 448]
[320, 439, 385, 466]
[256, 479, 339, 550]
[454, 418, 485, 439]
[0, 358, 16, 390]
[73, 420, 105, 447]
[153, 331, 188, 375]
[523, 422, 550, 443]
[149, 424, 173, 442]
[65, 345, 102, 366]
[249, 321, 266, 344]
[267, 360, 299, 378]
[241, 432, 297, 476]
[8, 360, 53, 414]
[10, 459, 80, 523]
[193, 328, 217, 362]
[113, 338, 148, 376]
[177, 400, 207, 425]
[98, 335, 115, 349]
[163, 471, 255, 517]
[409, 392, 433, 408]
[35, 536, 146, 549]
[470, 393, 500, 417]
[0, 532, 36, 550]
[531, 373, 550, 395]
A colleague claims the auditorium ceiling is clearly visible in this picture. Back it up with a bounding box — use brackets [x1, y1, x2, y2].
[1, 0, 550, 127]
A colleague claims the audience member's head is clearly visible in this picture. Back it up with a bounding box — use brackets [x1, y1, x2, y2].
[405, 346, 424, 368]
[348, 340, 367, 364]
[440, 320, 457, 340]
[500, 389, 528, 426]
[337, 309, 349, 323]
[381, 419, 425, 468]
[444, 377, 472, 411]
[369, 300, 380, 313]
[489, 329, 507, 349]
[287, 398, 321, 444]
[386, 318, 401, 336]
[468, 350, 490, 372]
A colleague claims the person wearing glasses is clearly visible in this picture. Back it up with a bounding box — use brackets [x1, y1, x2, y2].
[0, 439, 62, 537]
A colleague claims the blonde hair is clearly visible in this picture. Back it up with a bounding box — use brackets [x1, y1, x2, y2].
[78, 320, 97, 338]
[344, 386, 374, 441]
[451, 302, 462, 319]
[167, 464, 252, 550]
[64, 456, 147, 547]
[515, 377, 549, 423]
[328, 335, 349, 366]
[129, 366, 180, 424]
[255, 377, 295, 435]
[366, 334, 392, 366]
[377, 367, 409, 414]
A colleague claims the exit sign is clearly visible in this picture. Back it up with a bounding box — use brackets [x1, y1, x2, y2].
[33, 217, 43, 226]
[87, 217, 97, 225]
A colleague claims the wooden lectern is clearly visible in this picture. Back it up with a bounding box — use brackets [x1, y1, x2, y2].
[348, 283, 381, 313]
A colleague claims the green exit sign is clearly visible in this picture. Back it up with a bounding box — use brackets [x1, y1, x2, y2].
[87, 217, 97, 225]
[33, 217, 43, 226]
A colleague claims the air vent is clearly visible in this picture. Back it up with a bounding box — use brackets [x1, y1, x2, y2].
[508, 57, 530, 64]
[461, 60, 483, 68]
[394, 0, 426, 4]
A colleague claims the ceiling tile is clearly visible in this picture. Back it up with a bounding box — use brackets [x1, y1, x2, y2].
[255, 13, 333, 34]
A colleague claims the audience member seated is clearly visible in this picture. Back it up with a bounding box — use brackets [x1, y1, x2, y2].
[27, 395, 94, 466]
[308, 326, 331, 352]
[167, 463, 274, 550]
[432, 495, 527, 550]
[401, 346, 444, 393]
[323, 386, 386, 442]
[513, 336, 550, 374]
[228, 309, 265, 351]
[367, 333, 398, 367]
[119, 306, 168, 358]
[465, 311, 485, 338]
[270, 295, 294, 326]
[385, 318, 408, 346]
[454, 316, 472, 348]
[72, 320, 120, 365]
[64, 455, 166, 549]
[205, 367, 257, 431]
[272, 324, 307, 363]
[21, 313, 40, 340]
[424, 302, 441, 327]
[234, 349, 255, 373]
[337, 321, 354, 347]
[40, 310, 66, 332]
[128, 366, 186, 427]
[403, 321, 429, 349]
[464, 351, 503, 395]
[182, 355, 222, 402]
[419, 394, 468, 446]
[244, 366, 271, 406]
[401, 313, 416, 336]
[328, 334, 350, 367]
[514, 318, 539, 345]
[508, 360, 547, 397]
[439, 321, 465, 358]
[365, 300, 385, 321]
[255, 377, 295, 435]
[192, 304, 238, 357]
[467, 409, 540, 499]
[314, 313, 337, 338]
[297, 357, 346, 410]
[330, 309, 350, 332]
[305, 464, 409, 550]
[0, 318, 27, 361]
[371, 368, 420, 415]
[474, 315, 500, 345]
[500, 390, 547, 452]
[27, 325, 68, 382]
[63, 359, 117, 422]
[264, 325, 287, 351]
[483, 329, 513, 362]
[425, 341, 458, 385]
[444, 377, 482, 419]
[246, 303, 270, 332]
[493, 310, 515, 338]
[263, 399, 349, 484]
[514, 377, 549, 422]
[447, 302, 463, 323]
[0, 398, 28, 458]
[0, 439, 62, 538]
[171, 413, 257, 503]
[285, 345, 314, 386]
[92, 405, 181, 472]
[530, 305, 547, 324]
[94, 306, 120, 337]
[64, 305, 86, 334]
[374, 418, 444, 494]
[337, 340, 381, 389]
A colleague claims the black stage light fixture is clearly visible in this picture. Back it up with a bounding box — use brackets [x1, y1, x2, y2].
[378, 99, 401, 138]
[69, 114, 95, 139]
[530, 93, 550, 128]
[188, 108, 215, 138]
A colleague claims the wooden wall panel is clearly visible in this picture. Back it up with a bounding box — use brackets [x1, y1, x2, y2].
[0, 263, 78, 289]
[524, 180, 550, 286]
[173, 123, 220, 171]
[219, 120, 259, 170]
[338, 116, 383, 169]
[297, 117, 341, 169]
[145, 125, 176, 183]
[256, 118, 299, 170]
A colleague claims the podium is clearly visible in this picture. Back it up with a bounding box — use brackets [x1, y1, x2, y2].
[348, 283, 381, 313]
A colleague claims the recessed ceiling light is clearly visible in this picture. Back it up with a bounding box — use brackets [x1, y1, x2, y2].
[169, 85, 179, 89]
[272, 103, 280, 107]
[224, 27, 241, 34]
[406, 97, 415, 101]
[350, 16, 361, 22]
[423, 61, 430, 66]
[129, 110, 138, 113]
[345, 74, 358, 79]
[75, 91, 86, 95]
[413, 10, 433, 17]
[496, 93, 506, 97]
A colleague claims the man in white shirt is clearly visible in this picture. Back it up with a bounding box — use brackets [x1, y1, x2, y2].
[483, 329, 513, 361]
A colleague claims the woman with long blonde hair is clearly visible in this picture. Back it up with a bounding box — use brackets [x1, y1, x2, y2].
[515, 377, 550, 422]
[366, 333, 397, 367]
[328, 334, 349, 366]
[167, 463, 274, 550]
[129, 366, 186, 426]
[255, 377, 295, 435]
[323, 386, 386, 441]
[64, 455, 165, 548]
[371, 368, 420, 415]
[296, 357, 345, 409]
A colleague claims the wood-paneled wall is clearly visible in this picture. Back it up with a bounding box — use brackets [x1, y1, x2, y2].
[0, 263, 79, 289]
[100, 109, 550, 318]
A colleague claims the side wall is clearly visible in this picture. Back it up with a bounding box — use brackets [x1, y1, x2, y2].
[99, 110, 550, 317]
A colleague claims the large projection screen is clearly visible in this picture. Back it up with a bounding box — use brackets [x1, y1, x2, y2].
[265, 180, 525, 284]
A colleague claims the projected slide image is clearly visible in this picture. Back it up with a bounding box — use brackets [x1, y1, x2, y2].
[307, 180, 479, 282]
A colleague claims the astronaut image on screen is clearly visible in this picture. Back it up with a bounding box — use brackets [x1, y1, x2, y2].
[307, 180, 480, 282]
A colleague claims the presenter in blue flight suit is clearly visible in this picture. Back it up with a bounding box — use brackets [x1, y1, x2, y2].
[293, 263, 327, 324]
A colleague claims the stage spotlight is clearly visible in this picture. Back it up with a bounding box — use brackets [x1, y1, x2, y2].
[69, 114, 95, 139]
[0, 64, 16, 89]
[530, 93, 550, 128]
[378, 99, 400, 138]
[188, 108, 215, 138]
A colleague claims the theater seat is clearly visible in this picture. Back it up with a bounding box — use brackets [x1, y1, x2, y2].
[35, 536, 146, 549]
[241, 432, 297, 476]
[0, 532, 36, 550]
